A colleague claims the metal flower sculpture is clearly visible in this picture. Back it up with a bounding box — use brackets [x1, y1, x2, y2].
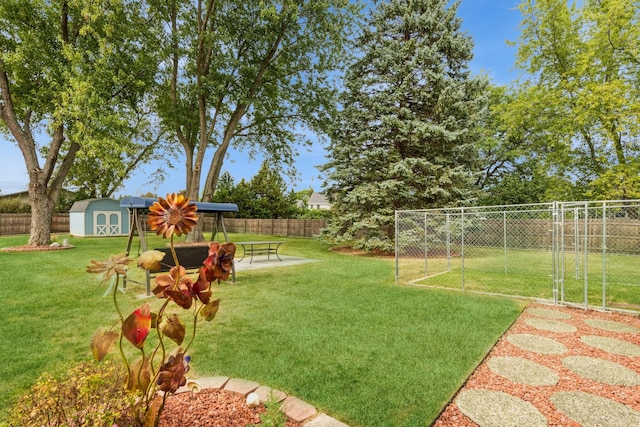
[157, 351, 190, 394]
[87, 193, 235, 426]
[147, 193, 198, 238]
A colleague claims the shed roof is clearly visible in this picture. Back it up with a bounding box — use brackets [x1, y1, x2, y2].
[69, 198, 117, 212]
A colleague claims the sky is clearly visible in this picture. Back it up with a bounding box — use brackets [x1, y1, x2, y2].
[0, 0, 523, 198]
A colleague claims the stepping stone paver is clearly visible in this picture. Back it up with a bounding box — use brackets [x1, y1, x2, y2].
[507, 333, 568, 354]
[196, 375, 229, 389]
[562, 356, 640, 386]
[584, 318, 640, 333]
[282, 396, 317, 422]
[456, 389, 547, 427]
[254, 385, 288, 403]
[223, 378, 260, 396]
[174, 375, 229, 394]
[581, 335, 640, 357]
[487, 356, 559, 386]
[303, 413, 350, 427]
[551, 391, 640, 427]
[525, 317, 577, 333]
[527, 307, 572, 320]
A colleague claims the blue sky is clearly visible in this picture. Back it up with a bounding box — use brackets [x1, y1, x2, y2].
[0, 0, 522, 198]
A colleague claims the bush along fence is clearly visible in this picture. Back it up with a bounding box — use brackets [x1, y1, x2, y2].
[0, 213, 326, 238]
[395, 200, 640, 314]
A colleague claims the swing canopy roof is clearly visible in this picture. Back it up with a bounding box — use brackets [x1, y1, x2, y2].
[120, 197, 238, 213]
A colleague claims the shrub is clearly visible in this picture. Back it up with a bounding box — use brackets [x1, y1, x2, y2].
[0, 197, 30, 213]
[4, 360, 136, 427]
[295, 208, 333, 219]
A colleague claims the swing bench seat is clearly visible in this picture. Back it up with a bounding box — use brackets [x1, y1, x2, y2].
[120, 197, 239, 295]
[153, 244, 211, 272]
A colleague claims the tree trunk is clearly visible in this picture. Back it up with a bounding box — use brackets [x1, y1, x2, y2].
[2, 64, 78, 246]
[28, 186, 56, 246]
[186, 215, 206, 243]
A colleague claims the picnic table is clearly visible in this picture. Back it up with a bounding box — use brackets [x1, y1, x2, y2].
[236, 241, 284, 264]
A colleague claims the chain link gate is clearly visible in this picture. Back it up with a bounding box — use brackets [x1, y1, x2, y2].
[396, 201, 640, 313]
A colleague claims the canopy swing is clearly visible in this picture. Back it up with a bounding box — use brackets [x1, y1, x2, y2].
[119, 197, 239, 295]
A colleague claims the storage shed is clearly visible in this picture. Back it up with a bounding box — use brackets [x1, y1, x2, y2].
[69, 198, 130, 237]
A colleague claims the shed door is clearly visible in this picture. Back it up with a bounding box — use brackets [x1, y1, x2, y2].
[94, 211, 121, 236]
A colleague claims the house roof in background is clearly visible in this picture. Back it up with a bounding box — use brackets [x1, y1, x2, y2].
[308, 192, 329, 205]
[0, 190, 28, 199]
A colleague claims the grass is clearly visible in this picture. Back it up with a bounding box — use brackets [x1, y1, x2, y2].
[400, 247, 640, 311]
[0, 233, 524, 426]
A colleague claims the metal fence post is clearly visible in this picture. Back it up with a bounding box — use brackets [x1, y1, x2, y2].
[461, 208, 465, 291]
[503, 211, 507, 274]
[424, 211, 428, 277]
[602, 202, 607, 310]
[395, 210, 399, 285]
[552, 201, 559, 305]
[446, 213, 451, 270]
[583, 202, 589, 310]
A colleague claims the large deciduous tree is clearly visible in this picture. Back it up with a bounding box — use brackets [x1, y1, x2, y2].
[320, 0, 487, 252]
[63, 106, 168, 200]
[476, 85, 551, 205]
[157, 0, 359, 240]
[0, 0, 159, 245]
[504, 0, 640, 200]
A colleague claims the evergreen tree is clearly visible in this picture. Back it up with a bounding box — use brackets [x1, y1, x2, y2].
[212, 165, 298, 218]
[229, 179, 255, 218]
[248, 161, 298, 219]
[212, 172, 236, 203]
[320, 0, 487, 252]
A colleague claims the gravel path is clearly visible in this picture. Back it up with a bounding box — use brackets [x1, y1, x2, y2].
[433, 303, 640, 427]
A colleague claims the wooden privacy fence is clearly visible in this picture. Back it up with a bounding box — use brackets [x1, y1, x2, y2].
[0, 213, 69, 235]
[204, 217, 326, 238]
[0, 213, 326, 238]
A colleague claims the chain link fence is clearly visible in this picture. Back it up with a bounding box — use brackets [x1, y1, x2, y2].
[395, 200, 640, 313]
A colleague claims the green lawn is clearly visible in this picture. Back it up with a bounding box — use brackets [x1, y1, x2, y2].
[400, 247, 640, 311]
[0, 233, 524, 426]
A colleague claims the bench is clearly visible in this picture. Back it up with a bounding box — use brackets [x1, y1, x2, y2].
[154, 245, 211, 272]
[236, 241, 283, 264]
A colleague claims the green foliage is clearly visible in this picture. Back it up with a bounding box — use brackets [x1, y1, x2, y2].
[476, 85, 546, 205]
[0, 197, 30, 213]
[246, 162, 299, 219]
[212, 165, 301, 218]
[156, 0, 361, 204]
[502, 0, 640, 200]
[321, 0, 487, 252]
[0, 0, 162, 244]
[478, 171, 548, 206]
[587, 161, 640, 200]
[0, 232, 525, 426]
[63, 116, 168, 199]
[0, 190, 83, 213]
[249, 392, 287, 427]
[295, 208, 333, 219]
[4, 360, 135, 427]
